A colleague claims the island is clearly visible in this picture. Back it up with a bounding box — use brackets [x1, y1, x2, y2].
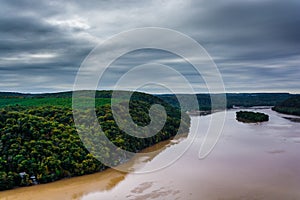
[236, 111, 269, 123]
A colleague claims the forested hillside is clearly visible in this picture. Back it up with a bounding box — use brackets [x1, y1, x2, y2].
[156, 93, 292, 111]
[0, 91, 292, 111]
[0, 91, 190, 190]
[272, 95, 300, 116]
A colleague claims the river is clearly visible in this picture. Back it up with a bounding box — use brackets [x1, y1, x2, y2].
[1, 108, 300, 200]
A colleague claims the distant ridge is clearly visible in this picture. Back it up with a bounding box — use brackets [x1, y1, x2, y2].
[272, 95, 300, 116]
[0, 91, 295, 111]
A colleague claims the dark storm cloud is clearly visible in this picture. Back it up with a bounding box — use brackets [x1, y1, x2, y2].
[0, 0, 97, 92]
[177, 0, 300, 93]
[0, 0, 299, 93]
[170, 0, 300, 66]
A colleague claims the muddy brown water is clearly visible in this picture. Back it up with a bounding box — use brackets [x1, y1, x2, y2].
[1, 109, 300, 200]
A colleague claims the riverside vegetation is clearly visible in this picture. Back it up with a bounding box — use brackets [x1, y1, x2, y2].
[0, 91, 190, 191]
[0, 91, 297, 191]
[272, 95, 300, 116]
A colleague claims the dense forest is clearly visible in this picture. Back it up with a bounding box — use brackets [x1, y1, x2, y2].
[236, 111, 269, 123]
[272, 95, 300, 116]
[0, 91, 190, 191]
[0, 90, 116, 108]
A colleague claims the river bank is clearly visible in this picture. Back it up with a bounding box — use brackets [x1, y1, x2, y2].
[0, 135, 187, 200]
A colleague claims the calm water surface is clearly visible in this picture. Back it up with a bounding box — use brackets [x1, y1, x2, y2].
[1, 109, 300, 200]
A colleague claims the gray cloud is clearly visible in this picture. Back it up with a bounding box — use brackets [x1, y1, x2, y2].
[0, 0, 299, 93]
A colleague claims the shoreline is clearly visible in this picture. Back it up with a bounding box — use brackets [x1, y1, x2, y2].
[0, 134, 188, 200]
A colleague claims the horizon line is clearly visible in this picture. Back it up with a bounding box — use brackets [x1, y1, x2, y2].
[0, 90, 298, 95]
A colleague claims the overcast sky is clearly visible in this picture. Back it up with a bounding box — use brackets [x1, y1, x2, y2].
[0, 0, 299, 93]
